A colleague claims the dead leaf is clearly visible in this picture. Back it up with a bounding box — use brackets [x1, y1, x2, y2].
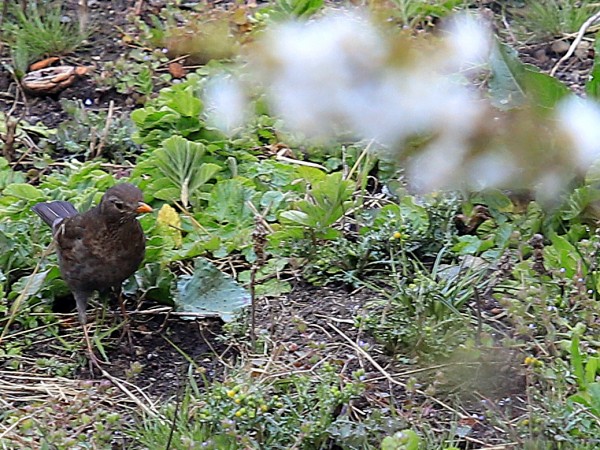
[168, 61, 187, 79]
[29, 57, 60, 71]
[21, 66, 87, 95]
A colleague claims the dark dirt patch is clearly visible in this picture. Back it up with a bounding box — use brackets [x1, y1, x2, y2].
[83, 316, 233, 397]
[520, 40, 594, 95]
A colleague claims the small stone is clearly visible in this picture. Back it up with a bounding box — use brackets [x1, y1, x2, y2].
[551, 40, 570, 55]
[533, 48, 548, 63]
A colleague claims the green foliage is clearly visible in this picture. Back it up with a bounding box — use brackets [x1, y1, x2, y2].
[386, 0, 466, 28]
[363, 253, 488, 361]
[3, 392, 124, 448]
[51, 99, 139, 161]
[510, 0, 597, 41]
[277, 170, 355, 240]
[264, 0, 324, 20]
[131, 73, 211, 147]
[131, 364, 366, 449]
[97, 49, 171, 98]
[176, 257, 250, 322]
[134, 135, 221, 207]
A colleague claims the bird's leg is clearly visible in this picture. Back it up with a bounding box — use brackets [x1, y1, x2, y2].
[82, 321, 103, 372]
[74, 291, 90, 327]
[74, 291, 103, 371]
[115, 286, 134, 351]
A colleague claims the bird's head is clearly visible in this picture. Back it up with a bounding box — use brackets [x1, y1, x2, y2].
[100, 183, 153, 222]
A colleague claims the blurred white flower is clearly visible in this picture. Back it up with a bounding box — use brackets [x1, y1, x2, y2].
[466, 152, 518, 190]
[255, 10, 386, 137]
[442, 13, 492, 72]
[204, 75, 247, 135]
[406, 137, 468, 191]
[556, 96, 600, 167]
[255, 8, 489, 153]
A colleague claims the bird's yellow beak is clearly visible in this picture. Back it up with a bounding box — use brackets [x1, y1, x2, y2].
[136, 202, 153, 214]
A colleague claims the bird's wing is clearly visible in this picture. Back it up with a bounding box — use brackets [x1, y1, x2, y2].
[32, 201, 78, 228]
[53, 214, 88, 251]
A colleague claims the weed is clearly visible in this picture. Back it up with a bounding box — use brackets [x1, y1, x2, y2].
[51, 99, 139, 161]
[383, 0, 467, 29]
[509, 0, 598, 42]
[4, 2, 89, 75]
[130, 363, 366, 449]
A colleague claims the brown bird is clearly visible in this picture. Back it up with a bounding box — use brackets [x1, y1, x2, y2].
[32, 183, 152, 363]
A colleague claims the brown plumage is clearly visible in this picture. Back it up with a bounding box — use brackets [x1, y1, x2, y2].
[32, 183, 152, 326]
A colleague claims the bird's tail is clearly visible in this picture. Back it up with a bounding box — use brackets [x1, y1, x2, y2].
[32, 201, 78, 228]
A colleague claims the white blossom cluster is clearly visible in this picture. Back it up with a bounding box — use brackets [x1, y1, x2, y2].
[203, 9, 600, 194]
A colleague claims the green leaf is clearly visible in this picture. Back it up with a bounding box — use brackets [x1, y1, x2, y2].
[489, 42, 570, 110]
[587, 34, 600, 99]
[399, 196, 429, 233]
[205, 178, 256, 224]
[586, 382, 600, 416]
[153, 136, 220, 206]
[586, 357, 599, 385]
[11, 269, 51, 299]
[124, 263, 175, 305]
[176, 258, 250, 322]
[546, 232, 581, 278]
[280, 210, 313, 227]
[571, 336, 585, 389]
[3, 183, 43, 201]
[165, 86, 203, 117]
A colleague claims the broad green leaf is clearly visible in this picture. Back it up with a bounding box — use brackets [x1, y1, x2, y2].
[453, 235, 483, 254]
[280, 210, 313, 227]
[176, 258, 250, 321]
[546, 232, 582, 279]
[154, 136, 220, 206]
[586, 356, 599, 385]
[165, 87, 203, 117]
[205, 178, 255, 224]
[489, 43, 570, 110]
[586, 382, 600, 416]
[11, 269, 51, 299]
[3, 183, 43, 201]
[124, 262, 175, 305]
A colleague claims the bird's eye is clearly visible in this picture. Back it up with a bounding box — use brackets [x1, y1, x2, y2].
[113, 201, 124, 210]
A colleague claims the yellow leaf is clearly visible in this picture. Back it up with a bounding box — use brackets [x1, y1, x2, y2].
[157, 204, 182, 248]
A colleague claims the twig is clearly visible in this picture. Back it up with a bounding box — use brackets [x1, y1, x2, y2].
[78, 0, 89, 34]
[96, 365, 160, 417]
[275, 150, 327, 171]
[249, 206, 268, 347]
[165, 367, 187, 450]
[550, 10, 600, 76]
[92, 100, 114, 159]
[474, 287, 483, 346]
[346, 139, 374, 181]
[172, 201, 209, 233]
